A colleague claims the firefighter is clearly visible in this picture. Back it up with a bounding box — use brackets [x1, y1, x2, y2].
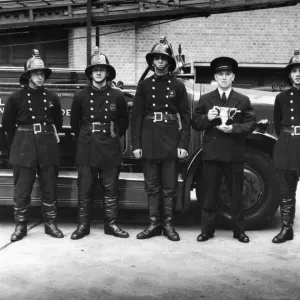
[272, 49, 300, 243]
[192, 57, 256, 243]
[70, 47, 129, 240]
[131, 39, 191, 242]
[2, 49, 64, 242]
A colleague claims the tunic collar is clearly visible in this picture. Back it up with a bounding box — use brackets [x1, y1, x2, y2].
[153, 73, 170, 80]
[91, 84, 108, 92]
[26, 86, 45, 93]
[291, 85, 300, 92]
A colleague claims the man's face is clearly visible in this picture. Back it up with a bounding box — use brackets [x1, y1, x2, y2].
[152, 55, 169, 72]
[290, 66, 300, 86]
[29, 70, 45, 87]
[91, 66, 108, 83]
[214, 70, 235, 90]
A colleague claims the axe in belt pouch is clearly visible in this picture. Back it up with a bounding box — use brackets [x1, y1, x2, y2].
[51, 124, 60, 143]
[110, 121, 116, 138]
[176, 113, 182, 131]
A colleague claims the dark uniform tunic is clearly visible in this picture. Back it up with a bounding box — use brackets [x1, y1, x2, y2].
[192, 89, 256, 234]
[131, 73, 191, 222]
[70, 85, 129, 169]
[131, 74, 190, 159]
[273, 87, 300, 170]
[273, 87, 300, 200]
[70, 84, 129, 209]
[2, 86, 62, 168]
[1, 86, 62, 213]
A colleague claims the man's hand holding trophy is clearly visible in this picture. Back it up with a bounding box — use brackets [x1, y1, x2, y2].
[208, 106, 241, 133]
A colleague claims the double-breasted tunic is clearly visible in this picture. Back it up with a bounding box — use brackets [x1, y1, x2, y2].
[131, 74, 191, 160]
[273, 87, 300, 170]
[70, 85, 129, 169]
[192, 89, 256, 162]
[2, 86, 62, 168]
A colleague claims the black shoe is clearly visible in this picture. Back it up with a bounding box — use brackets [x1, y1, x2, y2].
[272, 226, 293, 243]
[11, 224, 27, 242]
[163, 223, 180, 242]
[233, 232, 249, 243]
[197, 232, 214, 242]
[104, 223, 129, 238]
[71, 224, 90, 240]
[137, 224, 162, 239]
[45, 222, 64, 238]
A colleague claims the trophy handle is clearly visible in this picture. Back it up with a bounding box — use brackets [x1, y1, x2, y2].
[213, 106, 221, 116]
[229, 108, 241, 119]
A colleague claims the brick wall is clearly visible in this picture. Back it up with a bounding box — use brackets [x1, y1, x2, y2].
[69, 4, 300, 85]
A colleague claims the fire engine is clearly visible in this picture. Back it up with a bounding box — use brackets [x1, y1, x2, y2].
[0, 0, 299, 228]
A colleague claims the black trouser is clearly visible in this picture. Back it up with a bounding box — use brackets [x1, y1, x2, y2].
[143, 159, 178, 223]
[276, 169, 298, 227]
[202, 160, 244, 234]
[13, 165, 58, 224]
[77, 165, 119, 224]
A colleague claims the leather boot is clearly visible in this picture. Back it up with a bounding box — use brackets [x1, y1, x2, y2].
[137, 193, 162, 239]
[137, 217, 162, 239]
[11, 205, 29, 242]
[272, 198, 295, 243]
[71, 198, 91, 240]
[104, 196, 129, 238]
[42, 203, 64, 238]
[162, 196, 180, 242]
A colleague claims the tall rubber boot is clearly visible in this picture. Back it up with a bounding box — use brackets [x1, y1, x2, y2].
[162, 197, 180, 242]
[272, 198, 295, 243]
[11, 205, 29, 242]
[71, 198, 91, 240]
[137, 194, 162, 239]
[42, 202, 64, 238]
[103, 196, 129, 238]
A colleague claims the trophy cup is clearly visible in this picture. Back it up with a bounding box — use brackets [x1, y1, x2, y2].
[213, 106, 240, 127]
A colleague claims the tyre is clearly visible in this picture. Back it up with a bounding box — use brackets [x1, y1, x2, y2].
[195, 147, 280, 229]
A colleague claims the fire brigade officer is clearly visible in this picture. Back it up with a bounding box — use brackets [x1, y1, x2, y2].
[272, 49, 300, 243]
[2, 49, 64, 242]
[70, 47, 129, 240]
[131, 39, 191, 242]
[192, 57, 256, 243]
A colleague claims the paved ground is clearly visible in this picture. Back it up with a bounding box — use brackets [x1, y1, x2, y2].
[0, 203, 299, 300]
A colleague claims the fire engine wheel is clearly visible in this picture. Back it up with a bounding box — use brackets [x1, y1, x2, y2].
[195, 147, 280, 229]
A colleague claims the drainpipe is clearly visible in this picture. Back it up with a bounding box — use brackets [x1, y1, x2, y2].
[86, 0, 92, 65]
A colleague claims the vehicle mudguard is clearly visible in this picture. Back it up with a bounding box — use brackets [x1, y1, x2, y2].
[181, 146, 203, 213]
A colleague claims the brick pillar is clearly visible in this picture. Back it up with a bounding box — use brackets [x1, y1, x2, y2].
[68, 27, 96, 68]
[98, 24, 136, 85]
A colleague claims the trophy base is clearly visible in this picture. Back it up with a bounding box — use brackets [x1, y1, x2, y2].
[216, 124, 228, 129]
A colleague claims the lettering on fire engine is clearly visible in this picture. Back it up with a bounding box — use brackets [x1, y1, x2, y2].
[0, 98, 4, 115]
[62, 109, 71, 117]
[0, 98, 71, 117]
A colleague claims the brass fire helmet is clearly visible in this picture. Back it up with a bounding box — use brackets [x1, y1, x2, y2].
[146, 40, 176, 72]
[19, 49, 52, 85]
[285, 49, 300, 84]
[85, 47, 116, 81]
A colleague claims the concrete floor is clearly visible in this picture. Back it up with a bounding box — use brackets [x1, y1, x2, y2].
[0, 204, 299, 300]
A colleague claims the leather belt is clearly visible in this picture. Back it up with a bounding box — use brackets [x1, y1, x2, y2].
[82, 121, 111, 133]
[282, 126, 300, 135]
[17, 124, 54, 134]
[145, 112, 177, 122]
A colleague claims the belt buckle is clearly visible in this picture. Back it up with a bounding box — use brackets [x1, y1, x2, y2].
[294, 126, 300, 135]
[154, 112, 163, 122]
[92, 122, 101, 132]
[33, 123, 42, 134]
